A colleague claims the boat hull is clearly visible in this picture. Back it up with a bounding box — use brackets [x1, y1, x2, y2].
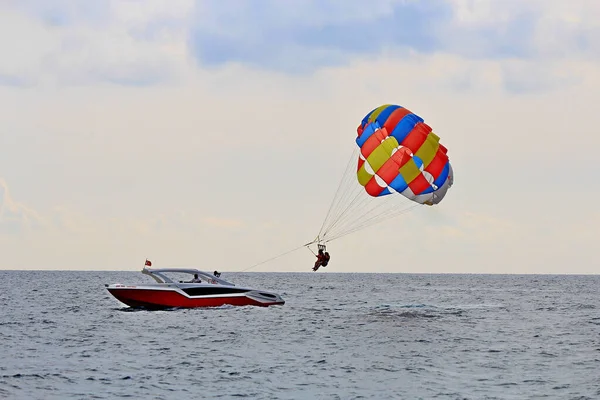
[106, 286, 285, 309]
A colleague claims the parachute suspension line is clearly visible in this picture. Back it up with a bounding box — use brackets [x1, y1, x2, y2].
[314, 145, 423, 245]
[322, 185, 419, 241]
[323, 199, 417, 243]
[323, 204, 421, 243]
[322, 179, 381, 236]
[317, 146, 361, 241]
[321, 188, 368, 240]
[235, 243, 311, 273]
[318, 147, 373, 240]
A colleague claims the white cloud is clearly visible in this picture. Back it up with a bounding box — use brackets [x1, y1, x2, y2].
[0, 9, 57, 85]
[0, 178, 45, 234]
[3, 0, 600, 87]
[0, 1, 598, 272]
[447, 0, 600, 59]
[0, 1, 192, 87]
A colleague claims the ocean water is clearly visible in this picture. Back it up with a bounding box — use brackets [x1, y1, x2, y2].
[0, 271, 599, 400]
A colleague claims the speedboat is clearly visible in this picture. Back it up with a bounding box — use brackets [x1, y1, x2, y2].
[105, 267, 285, 309]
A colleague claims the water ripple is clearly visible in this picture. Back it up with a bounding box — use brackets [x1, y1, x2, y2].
[0, 271, 599, 399]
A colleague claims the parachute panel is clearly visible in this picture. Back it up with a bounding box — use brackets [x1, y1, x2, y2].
[374, 105, 402, 127]
[360, 128, 393, 159]
[408, 169, 434, 195]
[389, 171, 409, 193]
[364, 104, 394, 126]
[356, 121, 379, 147]
[414, 132, 440, 167]
[425, 147, 449, 178]
[389, 114, 423, 144]
[384, 108, 415, 136]
[400, 122, 431, 153]
[432, 162, 451, 189]
[397, 156, 423, 185]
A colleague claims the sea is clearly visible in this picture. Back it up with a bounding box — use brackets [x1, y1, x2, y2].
[0, 270, 598, 400]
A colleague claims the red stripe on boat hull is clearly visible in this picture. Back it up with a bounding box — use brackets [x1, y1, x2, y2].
[107, 288, 284, 309]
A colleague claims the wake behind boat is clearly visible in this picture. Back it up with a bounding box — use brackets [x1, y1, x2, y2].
[105, 264, 285, 309]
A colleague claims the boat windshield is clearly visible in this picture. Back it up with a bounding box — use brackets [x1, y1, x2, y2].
[162, 271, 202, 283]
[142, 268, 234, 286]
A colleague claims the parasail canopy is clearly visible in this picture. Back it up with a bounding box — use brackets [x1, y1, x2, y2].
[312, 103, 454, 246]
[356, 104, 453, 206]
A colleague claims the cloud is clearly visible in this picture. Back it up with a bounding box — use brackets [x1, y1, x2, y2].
[0, 179, 45, 234]
[6, 0, 111, 27]
[0, 1, 599, 272]
[0, 178, 257, 269]
[0, 1, 192, 87]
[0, 74, 29, 88]
[189, 0, 452, 73]
[449, 2, 600, 35]
[187, 0, 600, 75]
[2, 0, 599, 92]
[204, 217, 244, 229]
[441, 0, 600, 60]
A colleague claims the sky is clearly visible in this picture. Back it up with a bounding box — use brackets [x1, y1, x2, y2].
[1, 0, 599, 273]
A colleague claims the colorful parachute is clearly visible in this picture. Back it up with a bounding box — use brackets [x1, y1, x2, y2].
[312, 103, 454, 245]
[356, 104, 453, 206]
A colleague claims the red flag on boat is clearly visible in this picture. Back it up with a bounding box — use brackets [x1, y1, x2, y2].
[145, 259, 152, 266]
